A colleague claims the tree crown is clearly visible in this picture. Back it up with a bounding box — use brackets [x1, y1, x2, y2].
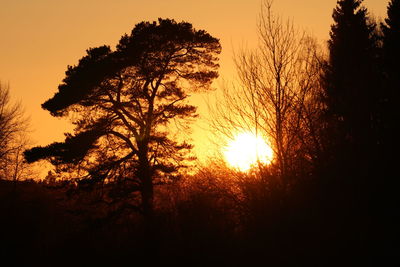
[25, 19, 221, 190]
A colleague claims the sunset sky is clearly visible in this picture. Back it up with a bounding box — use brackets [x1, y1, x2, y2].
[0, 0, 387, 169]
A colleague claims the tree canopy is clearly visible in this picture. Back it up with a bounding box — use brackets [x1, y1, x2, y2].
[325, 0, 377, 131]
[24, 18, 221, 215]
[323, 0, 379, 174]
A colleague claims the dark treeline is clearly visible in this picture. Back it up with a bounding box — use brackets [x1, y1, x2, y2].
[1, 0, 398, 266]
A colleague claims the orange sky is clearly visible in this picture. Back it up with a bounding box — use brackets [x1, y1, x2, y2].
[0, 0, 387, 171]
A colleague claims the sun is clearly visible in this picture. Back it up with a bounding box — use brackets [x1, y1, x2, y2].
[223, 132, 273, 172]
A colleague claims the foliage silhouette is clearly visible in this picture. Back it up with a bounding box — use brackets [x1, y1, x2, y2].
[322, 0, 380, 195]
[324, 0, 378, 148]
[321, 0, 390, 264]
[24, 18, 221, 217]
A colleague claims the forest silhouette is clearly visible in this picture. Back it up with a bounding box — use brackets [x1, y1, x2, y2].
[0, 0, 398, 266]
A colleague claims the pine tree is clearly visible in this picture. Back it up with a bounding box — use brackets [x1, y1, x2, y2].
[24, 19, 221, 218]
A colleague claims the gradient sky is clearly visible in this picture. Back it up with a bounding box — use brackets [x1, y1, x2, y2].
[0, 0, 387, 170]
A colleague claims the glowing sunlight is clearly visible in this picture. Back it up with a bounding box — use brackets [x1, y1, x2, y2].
[223, 132, 273, 172]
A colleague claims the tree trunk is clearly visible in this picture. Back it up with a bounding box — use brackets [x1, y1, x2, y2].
[137, 142, 159, 260]
[141, 174, 154, 218]
[137, 141, 154, 218]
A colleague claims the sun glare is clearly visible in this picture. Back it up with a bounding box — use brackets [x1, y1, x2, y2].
[224, 132, 273, 172]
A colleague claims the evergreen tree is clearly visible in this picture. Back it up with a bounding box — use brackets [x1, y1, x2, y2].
[322, 0, 379, 263]
[324, 0, 377, 151]
[382, 0, 400, 69]
[24, 19, 221, 218]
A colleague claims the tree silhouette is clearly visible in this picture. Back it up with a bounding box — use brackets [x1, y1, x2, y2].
[0, 83, 31, 183]
[211, 0, 324, 183]
[382, 0, 400, 65]
[323, 0, 379, 183]
[329, 6, 374, 145]
[24, 19, 221, 217]
[322, 0, 380, 262]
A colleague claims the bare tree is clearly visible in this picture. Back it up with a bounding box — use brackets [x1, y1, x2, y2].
[211, 0, 324, 184]
[0, 82, 31, 183]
